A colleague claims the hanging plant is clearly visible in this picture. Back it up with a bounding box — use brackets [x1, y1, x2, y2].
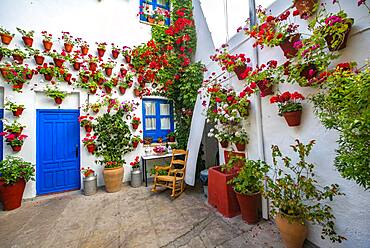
[45, 85, 67, 105]
[60, 31, 77, 53]
[12, 49, 28, 64]
[79, 115, 94, 132]
[1, 63, 32, 92]
[41, 31, 53, 51]
[87, 55, 99, 71]
[26, 47, 45, 65]
[103, 80, 113, 94]
[111, 43, 120, 59]
[16, 28, 35, 47]
[101, 58, 116, 77]
[75, 38, 89, 55]
[122, 46, 132, 63]
[0, 27, 14, 45]
[131, 116, 141, 130]
[82, 133, 97, 154]
[4, 120, 25, 135]
[270, 91, 305, 127]
[231, 130, 249, 151]
[37, 63, 58, 81]
[96, 42, 107, 57]
[0, 132, 28, 152]
[131, 135, 142, 148]
[90, 102, 102, 114]
[0, 47, 12, 61]
[4, 99, 25, 117]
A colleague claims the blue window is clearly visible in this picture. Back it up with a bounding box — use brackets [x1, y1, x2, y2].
[142, 98, 174, 142]
[139, 0, 171, 26]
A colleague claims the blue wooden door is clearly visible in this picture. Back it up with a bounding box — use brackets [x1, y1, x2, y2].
[0, 109, 3, 161]
[36, 110, 80, 195]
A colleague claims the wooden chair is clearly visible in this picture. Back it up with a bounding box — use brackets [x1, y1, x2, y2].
[151, 149, 188, 198]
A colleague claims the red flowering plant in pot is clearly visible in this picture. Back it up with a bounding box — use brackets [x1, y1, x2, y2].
[0, 132, 28, 152]
[78, 68, 91, 84]
[4, 99, 25, 117]
[86, 55, 100, 71]
[0, 156, 35, 211]
[103, 80, 114, 94]
[118, 72, 133, 94]
[167, 131, 175, 142]
[41, 31, 53, 51]
[270, 91, 305, 127]
[0, 27, 15, 45]
[244, 8, 301, 58]
[122, 46, 132, 64]
[45, 84, 67, 105]
[82, 133, 97, 154]
[1, 63, 31, 92]
[47, 50, 70, 68]
[101, 58, 116, 77]
[210, 45, 252, 80]
[79, 115, 94, 133]
[12, 49, 28, 64]
[131, 116, 141, 130]
[75, 38, 89, 55]
[26, 47, 45, 65]
[131, 135, 142, 149]
[37, 63, 58, 81]
[293, 0, 319, 19]
[4, 120, 25, 137]
[111, 43, 121, 59]
[130, 156, 141, 170]
[16, 28, 35, 47]
[81, 167, 95, 177]
[96, 42, 107, 57]
[308, 2, 354, 52]
[60, 31, 77, 53]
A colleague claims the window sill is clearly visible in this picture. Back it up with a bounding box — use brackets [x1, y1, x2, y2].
[143, 142, 176, 147]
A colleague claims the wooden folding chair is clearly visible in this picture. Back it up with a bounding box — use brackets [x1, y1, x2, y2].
[151, 149, 189, 198]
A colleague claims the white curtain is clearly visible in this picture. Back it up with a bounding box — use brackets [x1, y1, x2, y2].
[160, 118, 170, 129]
[145, 118, 156, 130]
[145, 101, 156, 115]
[160, 103, 170, 115]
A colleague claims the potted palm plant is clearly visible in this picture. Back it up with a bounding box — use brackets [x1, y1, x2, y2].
[45, 85, 67, 105]
[265, 140, 346, 248]
[0, 27, 14, 45]
[228, 157, 269, 224]
[0, 156, 34, 210]
[16, 28, 35, 47]
[270, 91, 305, 127]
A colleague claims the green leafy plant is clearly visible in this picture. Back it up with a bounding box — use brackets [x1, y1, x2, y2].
[4, 120, 25, 133]
[265, 140, 345, 243]
[4, 99, 25, 112]
[0, 27, 14, 37]
[16, 27, 35, 38]
[231, 130, 249, 145]
[45, 85, 67, 100]
[270, 91, 305, 115]
[0, 46, 12, 57]
[12, 48, 28, 58]
[0, 155, 35, 185]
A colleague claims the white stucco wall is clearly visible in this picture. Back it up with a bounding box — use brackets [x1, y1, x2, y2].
[0, 0, 155, 198]
[196, 0, 370, 247]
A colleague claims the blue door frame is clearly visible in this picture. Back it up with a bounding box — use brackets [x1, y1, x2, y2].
[36, 109, 80, 195]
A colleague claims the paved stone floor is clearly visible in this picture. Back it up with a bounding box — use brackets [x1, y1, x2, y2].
[0, 184, 286, 248]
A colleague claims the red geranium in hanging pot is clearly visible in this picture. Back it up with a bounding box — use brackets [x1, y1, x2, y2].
[64, 73, 72, 83]
[82, 133, 97, 154]
[79, 115, 94, 133]
[0, 132, 28, 153]
[101, 59, 115, 77]
[12, 49, 26, 64]
[79, 39, 89, 55]
[61, 31, 75, 53]
[89, 62, 97, 71]
[293, 0, 318, 19]
[73, 61, 82, 70]
[220, 140, 229, 148]
[53, 58, 65, 68]
[131, 135, 141, 149]
[96, 42, 107, 57]
[5, 100, 25, 117]
[131, 117, 141, 130]
[12, 107, 24, 117]
[45, 85, 67, 105]
[270, 91, 305, 127]
[103, 80, 113, 94]
[119, 87, 126, 95]
[17, 27, 35, 47]
[111, 43, 120, 59]
[34, 55, 45, 65]
[0, 28, 14, 45]
[41, 31, 53, 51]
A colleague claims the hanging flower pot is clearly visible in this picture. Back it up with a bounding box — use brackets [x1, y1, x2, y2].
[233, 64, 247, 80]
[125, 55, 131, 64]
[64, 43, 73, 53]
[81, 75, 89, 83]
[1, 67, 9, 78]
[54, 97, 63, 105]
[235, 192, 261, 224]
[283, 110, 302, 127]
[275, 213, 308, 248]
[256, 79, 273, 97]
[97, 48, 105, 57]
[112, 50, 119, 59]
[169, 136, 175, 142]
[21, 36, 33, 47]
[119, 87, 126, 95]
[43, 40, 53, 51]
[26, 71, 34, 80]
[134, 89, 141, 97]
[235, 143, 246, 151]
[89, 86, 97, 94]
[120, 68, 127, 77]
[324, 19, 353, 51]
[220, 141, 229, 148]
[1, 34, 13, 45]
[12, 82, 24, 91]
[112, 77, 118, 86]
[132, 123, 139, 130]
[53, 58, 65, 68]
[11, 145, 22, 152]
[300, 64, 317, 80]
[89, 62, 97, 71]
[132, 141, 139, 148]
[294, 0, 318, 18]
[44, 73, 53, 81]
[147, 17, 155, 23]
[12, 54, 24, 64]
[104, 86, 112, 94]
[34, 55, 45, 65]
[81, 46, 89, 55]
[84, 125, 92, 133]
[64, 73, 72, 83]
[12, 107, 24, 117]
[73, 61, 82, 70]
[86, 144, 96, 154]
[279, 34, 300, 58]
[105, 67, 113, 77]
[0, 179, 26, 211]
[97, 78, 104, 85]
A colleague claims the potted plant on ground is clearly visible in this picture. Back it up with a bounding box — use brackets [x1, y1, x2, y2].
[0, 156, 34, 210]
[143, 137, 153, 145]
[0, 27, 14, 45]
[82, 133, 97, 154]
[12, 49, 28, 64]
[93, 109, 133, 193]
[270, 91, 305, 127]
[96, 42, 107, 57]
[41, 31, 53, 51]
[81, 167, 97, 196]
[45, 85, 67, 105]
[231, 130, 249, 151]
[16, 28, 35, 47]
[79, 115, 94, 132]
[228, 157, 269, 224]
[131, 116, 141, 130]
[167, 131, 175, 142]
[5, 99, 25, 117]
[101, 59, 116, 77]
[131, 135, 142, 148]
[61, 31, 76, 53]
[265, 140, 346, 248]
[130, 156, 142, 188]
[111, 43, 120, 59]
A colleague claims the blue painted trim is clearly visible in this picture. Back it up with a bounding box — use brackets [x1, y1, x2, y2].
[36, 109, 80, 195]
[139, 0, 171, 26]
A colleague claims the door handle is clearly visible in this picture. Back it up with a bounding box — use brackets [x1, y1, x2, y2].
[75, 145, 79, 158]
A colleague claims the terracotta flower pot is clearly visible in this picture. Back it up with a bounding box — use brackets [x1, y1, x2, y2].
[89, 62, 97, 71]
[11, 145, 22, 152]
[12, 54, 24, 64]
[43, 40, 53, 51]
[97, 78, 104, 85]
[134, 89, 141, 97]
[125, 55, 131, 64]
[235, 143, 246, 151]
[64, 43, 73, 53]
[89, 87, 97, 94]
[120, 68, 127, 77]
[0, 179, 26, 211]
[235, 191, 262, 224]
[22, 36, 33, 47]
[0, 67, 9, 78]
[81, 46, 89, 55]
[132, 141, 139, 148]
[256, 79, 273, 97]
[132, 123, 139, 130]
[279, 34, 300, 58]
[103, 166, 124, 193]
[26, 71, 34, 80]
[294, 0, 318, 18]
[283, 110, 302, 127]
[233, 64, 248, 80]
[54, 97, 63, 105]
[112, 77, 118, 86]
[13, 82, 24, 91]
[104, 86, 112, 94]
[105, 67, 113, 77]
[44, 73, 53, 81]
[275, 213, 308, 248]
[84, 125, 92, 133]
[73, 62, 81, 71]
[34, 55, 45, 65]
[1, 33, 13, 45]
[81, 75, 89, 83]
[53, 58, 64, 67]
[325, 19, 353, 51]
[12, 107, 24, 117]
[147, 17, 155, 23]
[220, 141, 229, 148]
[64, 73, 72, 83]
[119, 87, 126, 95]
[86, 144, 95, 154]
[97, 48, 105, 57]
[168, 136, 175, 142]
[112, 50, 119, 59]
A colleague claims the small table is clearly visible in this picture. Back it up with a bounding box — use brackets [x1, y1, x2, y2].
[141, 153, 173, 187]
